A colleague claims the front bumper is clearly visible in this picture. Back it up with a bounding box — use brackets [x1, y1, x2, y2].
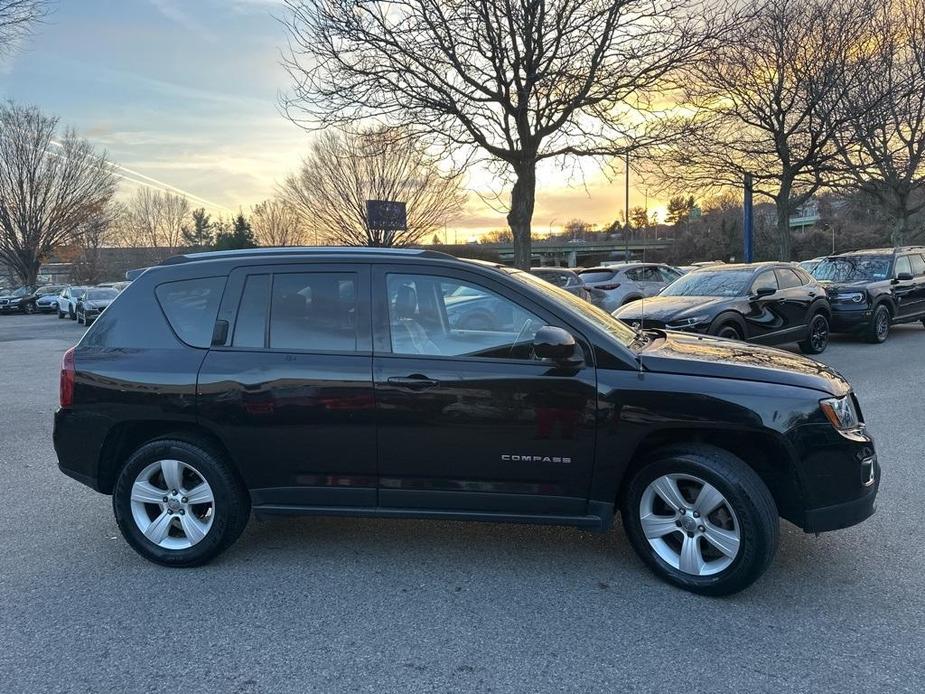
[828, 304, 872, 332]
[0, 303, 22, 312]
[803, 458, 879, 532]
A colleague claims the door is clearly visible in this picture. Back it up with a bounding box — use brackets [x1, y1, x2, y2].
[892, 255, 917, 318]
[371, 265, 598, 515]
[774, 267, 813, 339]
[743, 270, 786, 343]
[197, 263, 377, 508]
[908, 254, 925, 318]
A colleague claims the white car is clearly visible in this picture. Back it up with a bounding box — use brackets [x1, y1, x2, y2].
[577, 263, 684, 312]
[57, 286, 89, 320]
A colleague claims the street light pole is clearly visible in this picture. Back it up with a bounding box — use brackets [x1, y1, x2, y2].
[624, 151, 630, 261]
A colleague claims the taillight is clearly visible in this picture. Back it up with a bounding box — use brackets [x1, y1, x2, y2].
[60, 346, 75, 408]
[598, 283, 622, 290]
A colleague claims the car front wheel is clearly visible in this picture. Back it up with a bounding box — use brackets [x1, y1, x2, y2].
[865, 305, 890, 343]
[621, 444, 779, 596]
[113, 437, 251, 567]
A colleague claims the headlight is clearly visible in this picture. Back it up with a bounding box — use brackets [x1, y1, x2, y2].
[668, 315, 710, 328]
[820, 395, 861, 431]
[837, 292, 866, 303]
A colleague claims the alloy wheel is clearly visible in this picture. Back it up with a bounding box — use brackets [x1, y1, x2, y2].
[810, 316, 829, 351]
[129, 459, 215, 550]
[639, 473, 741, 576]
[876, 310, 889, 340]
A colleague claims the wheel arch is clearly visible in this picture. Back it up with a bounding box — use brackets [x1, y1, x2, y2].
[97, 420, 244, 494]
[616, 426, 805, 525]
[809, 298, 831, 319]
[708, 311, 747, 338]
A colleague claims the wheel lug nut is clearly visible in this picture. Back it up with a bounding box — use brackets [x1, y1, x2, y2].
[675, 520, 682, 527]
[693, 511, 700, 518]
[179, 509, 185, 515]
[698, 525, 705, 532]
[181, 497, 188, 503]
[162, 496, 168, 502]
[171, 489, 178, 495]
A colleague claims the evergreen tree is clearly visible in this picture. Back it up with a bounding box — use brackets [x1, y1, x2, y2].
[182, 208, 214, 248]
[213, 212, 258, 250]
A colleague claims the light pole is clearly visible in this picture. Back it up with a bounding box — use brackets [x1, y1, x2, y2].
[624, 151, 630, 261]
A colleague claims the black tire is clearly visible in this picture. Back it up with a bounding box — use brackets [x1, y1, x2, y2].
[76, 311, 84, 325]
[798, 312, 829, 355]
[621, 444, 779, 596]
[712, 321, 743, 341]
[69, 307, 76, 320]
[865, 304, 891, 343]
[57, 308, 65, 319]
[23, 302, 35, 315]
[112, 437, 250, 567]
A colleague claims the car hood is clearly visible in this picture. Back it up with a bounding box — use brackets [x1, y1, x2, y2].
[816, 279, 885, 293]
[640, 330, 851, 396]
[83, 299, 113, 309]
[613, 295, 732, 322]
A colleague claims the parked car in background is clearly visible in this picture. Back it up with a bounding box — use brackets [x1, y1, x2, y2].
[97, 281, 132, 292]
[529, 268, 596, 302]
[55, 247, 879, 596]
[34, 285, 67, 313]
[57, 286, 88, 320]
[799, 257, 825, 274]
[577, 263, 683, 312]
[677, 261, 726, 274]
[811, 247, 925, 343]
[0, 286, 39, 314]
[613, 262, 832, 354]
[75, 287, 120, 325]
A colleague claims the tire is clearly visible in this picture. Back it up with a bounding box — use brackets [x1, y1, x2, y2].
[711, 321, 743, 341]
[69, 307, 76, 320]
[23, 302, 35, 315]
[112, 437, 250, 567]
[798, 312, 829, 355]
[76, 311, 84, 325]
[57, 308, 65, 319]
[621, 444, 779, 596]
[865, 304, 891, 343]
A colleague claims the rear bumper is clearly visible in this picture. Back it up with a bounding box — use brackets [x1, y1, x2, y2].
[53, 408, 105, 492]
[802, 458, 879, 532]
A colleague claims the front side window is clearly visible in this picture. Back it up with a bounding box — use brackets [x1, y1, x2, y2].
[751, 271, 779, 294]
[269, 272, 357, 351]
[659, 267, 682, 283]
[155, 276, 226, 348]
[386, 274, 544, 359]
[895, 256, 912, 277]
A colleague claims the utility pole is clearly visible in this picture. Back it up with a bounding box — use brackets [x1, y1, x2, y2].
[624, 151, 630, 261]
[743, 173, 754, 263]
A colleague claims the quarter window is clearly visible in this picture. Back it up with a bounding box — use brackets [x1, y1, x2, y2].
[269, 273, 358, 351]
[386, 274, 544, 359]
[155, 276, 226, 348]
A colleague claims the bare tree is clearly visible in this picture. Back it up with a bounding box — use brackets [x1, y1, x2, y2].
[0, 1, 48, 56]
[835, 0, 925, 244]
[280, 128, 465, 247]
[0, 102, 116, 287]
[122, 188, 190, 248]
[649, 0, 875, 259]
[71, 201, 122, 284]
[281, 0, 732, 268]
[250, 198, 307, 247]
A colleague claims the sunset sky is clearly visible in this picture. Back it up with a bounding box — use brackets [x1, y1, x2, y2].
[0, 0, 658, 239]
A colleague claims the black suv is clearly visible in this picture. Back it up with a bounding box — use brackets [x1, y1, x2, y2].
[812, 247, 925, 343]
[54, 248, 879, 595]
[613, 263, 831, 354]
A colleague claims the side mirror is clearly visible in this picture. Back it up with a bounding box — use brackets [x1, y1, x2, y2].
[895, 272, 914, 282]
[752, 286, 776, 299]
[533, 326, 582, 365]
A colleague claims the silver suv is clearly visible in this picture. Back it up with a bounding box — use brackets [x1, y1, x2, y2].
[578, 263, 683, 312]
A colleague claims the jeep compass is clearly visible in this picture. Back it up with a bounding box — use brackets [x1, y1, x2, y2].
[53, 248, 879, 595]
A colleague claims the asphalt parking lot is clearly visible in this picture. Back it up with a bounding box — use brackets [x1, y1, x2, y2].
[1, 313, 923, 693]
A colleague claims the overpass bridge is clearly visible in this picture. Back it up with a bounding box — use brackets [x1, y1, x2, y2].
[479, 239, 672, 267]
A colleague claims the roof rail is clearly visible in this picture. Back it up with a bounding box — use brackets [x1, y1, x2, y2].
[158, 246, 454, 267]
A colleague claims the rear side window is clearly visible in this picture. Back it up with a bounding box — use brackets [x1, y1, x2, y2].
[578, 270, 614, 283]
[155, 276, 226, 348]
[751, 271, 778, 293]
[269, 272, 358, 351]
[910, 254, 925, 277]
[775, 268, 803, 289]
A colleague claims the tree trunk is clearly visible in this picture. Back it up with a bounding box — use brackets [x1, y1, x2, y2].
[507, 163, 537, 270]
[892, 215, 909, 247]
[775, 201, 791, 261]
[11, 249, 41, 288]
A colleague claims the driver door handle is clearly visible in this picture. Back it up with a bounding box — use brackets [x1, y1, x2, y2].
[387, 375, 439, 390]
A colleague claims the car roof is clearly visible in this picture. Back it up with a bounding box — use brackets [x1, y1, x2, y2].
[530, 267, 577, 273]
[829, 246, 925, 257]
[160, 246, 449, 267]
[687, 262, 781, 273]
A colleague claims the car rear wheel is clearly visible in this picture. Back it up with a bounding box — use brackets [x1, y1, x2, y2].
[23, 302, 35, 315]
[865, 304, 890, 343]
[113, 437, 250, 567]
[799, 313, 829, 355]
[621, 444, 778, 596]
[57, 307, 65, 319]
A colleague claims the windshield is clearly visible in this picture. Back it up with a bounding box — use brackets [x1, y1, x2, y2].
[660, 270, 753, 297]
[10, 287, 31, 297]
[812, 256, 892, 282]
[505, 268, 637, 347]
[86, 289, 119, 300]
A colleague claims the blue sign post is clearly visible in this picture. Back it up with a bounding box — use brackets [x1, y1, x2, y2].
[743, 173, 754, 263]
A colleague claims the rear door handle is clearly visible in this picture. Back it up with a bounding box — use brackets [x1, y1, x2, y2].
[387, 375, 439, 390]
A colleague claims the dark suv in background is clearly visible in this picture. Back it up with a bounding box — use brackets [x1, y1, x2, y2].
[812, 247, 925, 343]
[613, 262, 832, 354]
[54, 248, 879, 595]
